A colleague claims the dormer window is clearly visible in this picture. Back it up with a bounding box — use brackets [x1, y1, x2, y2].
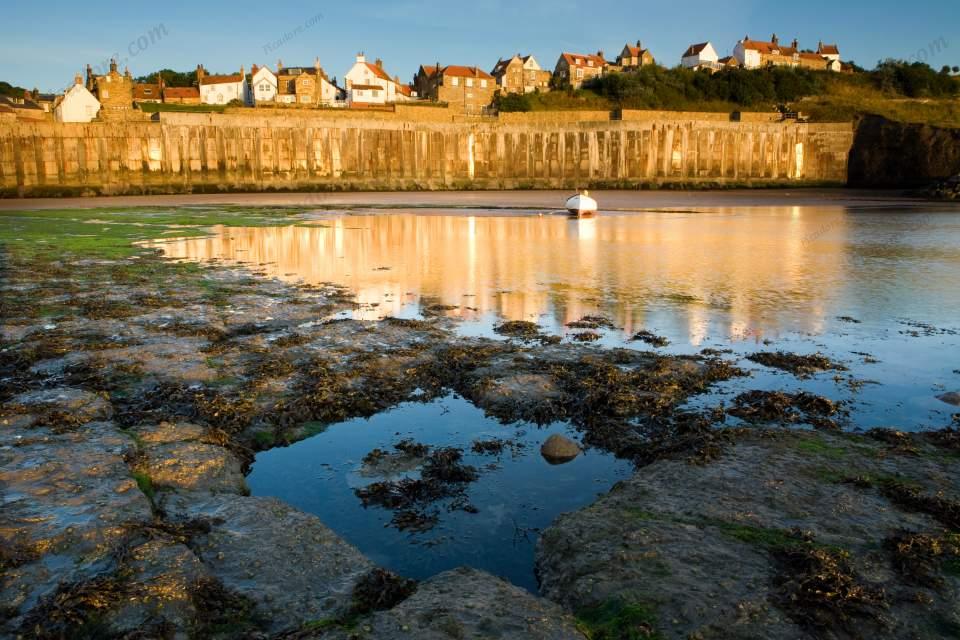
[587, 60, 593, 67]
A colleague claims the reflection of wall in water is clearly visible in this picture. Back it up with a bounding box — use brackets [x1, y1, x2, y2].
[149, 210, 847, 339]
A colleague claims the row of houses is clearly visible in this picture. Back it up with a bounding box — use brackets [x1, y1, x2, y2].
[681, 35, 844, 73]
[23, 34, 845, 123]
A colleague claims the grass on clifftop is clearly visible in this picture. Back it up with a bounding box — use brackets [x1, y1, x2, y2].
[499, 62, 960, 127]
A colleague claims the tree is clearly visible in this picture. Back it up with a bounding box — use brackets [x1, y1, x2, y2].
[0, 81, 26, 98]
[135, 69, 198, 87]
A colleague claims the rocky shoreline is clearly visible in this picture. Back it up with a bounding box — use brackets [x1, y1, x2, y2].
[2, 245, 959, 639]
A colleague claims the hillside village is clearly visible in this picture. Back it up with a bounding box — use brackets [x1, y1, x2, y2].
[1, 33, 850, 123]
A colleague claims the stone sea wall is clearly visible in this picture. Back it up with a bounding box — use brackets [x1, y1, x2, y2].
[0, 109, 854, 197]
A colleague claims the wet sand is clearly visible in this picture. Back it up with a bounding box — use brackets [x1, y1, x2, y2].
[0, 188, 941, 212]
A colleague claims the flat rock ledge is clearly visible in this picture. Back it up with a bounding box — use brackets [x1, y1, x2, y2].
[535, 430, 960, 640]
[314, 567, 584, 640]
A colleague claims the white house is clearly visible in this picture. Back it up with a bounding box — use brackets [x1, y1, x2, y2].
[681, 42, 720, 71]
[55, 75, 100, 123]
[348, 84, 387, 106]
[344, 54, 404, 104]
[198, 65, 250, 105]
[251, 65, 277, 103]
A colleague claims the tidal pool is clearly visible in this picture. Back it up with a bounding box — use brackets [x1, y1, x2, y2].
[247, 395, 631, 592]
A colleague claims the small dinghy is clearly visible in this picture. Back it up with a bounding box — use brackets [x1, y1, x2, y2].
[565, 190, 598, 217]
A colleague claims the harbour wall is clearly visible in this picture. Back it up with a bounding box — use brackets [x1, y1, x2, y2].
[0, 108, 854, 197]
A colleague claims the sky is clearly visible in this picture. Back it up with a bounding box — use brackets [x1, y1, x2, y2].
[2, 0, 959, 93]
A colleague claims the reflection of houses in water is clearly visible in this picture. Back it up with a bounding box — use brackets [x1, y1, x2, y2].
[148, 209, 848, 340]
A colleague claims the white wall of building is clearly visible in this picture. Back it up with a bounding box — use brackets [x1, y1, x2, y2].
[345, 54, 399, 103]
[200, 78, 249, 105]
[682, 43, 719, 69]
[252, 67, 277, 102]
[55, 83, 100, 123]
[733, 43, 762, 69]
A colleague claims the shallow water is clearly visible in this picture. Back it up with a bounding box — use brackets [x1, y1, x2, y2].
[149, 203, 960, 431]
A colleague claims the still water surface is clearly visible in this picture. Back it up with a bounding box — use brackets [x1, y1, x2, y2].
[150, 202, 960, 589]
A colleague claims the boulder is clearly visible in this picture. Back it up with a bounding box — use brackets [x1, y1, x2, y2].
[540, 434, 581, 464]
[937, 391, 960, 406]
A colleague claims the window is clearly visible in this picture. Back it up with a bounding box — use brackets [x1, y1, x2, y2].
[466, 78, 473, 87]
[451, 77, 459, 86]
[587, 60, 593, 67]
[576, 69, 583, 79]
[480, 79, 487, 88]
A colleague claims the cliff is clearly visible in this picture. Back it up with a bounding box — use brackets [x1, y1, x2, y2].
[848, 115, 960, 188]
[0, 109, 853, 197]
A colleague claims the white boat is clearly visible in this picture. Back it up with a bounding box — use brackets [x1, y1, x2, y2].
[565, 190, 598, 217]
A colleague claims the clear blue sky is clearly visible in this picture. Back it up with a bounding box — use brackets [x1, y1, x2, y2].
[3, 0, 958, 92]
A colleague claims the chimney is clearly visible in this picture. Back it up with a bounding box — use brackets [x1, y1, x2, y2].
[771, 33, 778, 46]
[636, 39, 642, 49]
[375, 58, 383, 69]
[239, 65, 245, 80]
[86, 63, 94, 89]
[277, 59, 283, 72]
[124, 67, 131, 79]
[791, 38, 798, 50]
[314, 56, 321, 72]
[196, 64, 206, 82]
[75, 72, 84, 86]
[597, 50, 604, 59]
[251, 63, 259, 75]
[357, 52, 366, 63]
[109, 58, 118, 73]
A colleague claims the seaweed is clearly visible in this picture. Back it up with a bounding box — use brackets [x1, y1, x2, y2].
[772, 546, 888, 636]
[567, 316, 617, 330]
[879, 480, 960, 530]
[885, 532, 960, 587]
[19, 574, 127, 639]
[571, 331, 602, 343]
[631, 331, 669, 348]
[394, 439, 430, 457]
[746, 351, 847, 378]
[190, 576, 268, 638]
[494, 320, 543, 340]
[727, 390, 842, 430]
[575, 599, 662, 640]
[349, 568, 417, 615]
[865, 428, 919, 454]
[354, 447, 479, 531]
